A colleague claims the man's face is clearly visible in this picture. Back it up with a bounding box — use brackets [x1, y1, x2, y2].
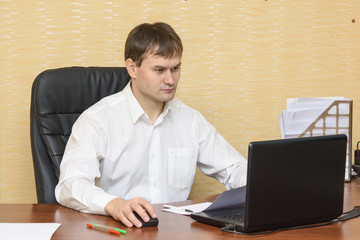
[129, 53, 181, 106]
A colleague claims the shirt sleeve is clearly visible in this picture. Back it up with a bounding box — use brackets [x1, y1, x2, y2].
[194, 112, 248, 189]
[55, 114, 117, 215]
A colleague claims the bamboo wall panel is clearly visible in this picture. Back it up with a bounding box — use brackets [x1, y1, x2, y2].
[1, 0, 360, 203]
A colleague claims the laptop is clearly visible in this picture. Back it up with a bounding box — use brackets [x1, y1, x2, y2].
[191, 134, 347, 233]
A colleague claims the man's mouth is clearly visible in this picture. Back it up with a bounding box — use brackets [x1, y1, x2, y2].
[161, 88, 175, 93]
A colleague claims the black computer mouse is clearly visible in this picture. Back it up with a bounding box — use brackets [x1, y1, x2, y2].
[133, 211, 159, 227]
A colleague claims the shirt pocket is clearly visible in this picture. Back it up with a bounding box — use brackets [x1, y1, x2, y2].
[168, 148, 197, 189]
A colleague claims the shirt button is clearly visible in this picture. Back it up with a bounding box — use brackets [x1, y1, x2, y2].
[169, 149, 175, 156]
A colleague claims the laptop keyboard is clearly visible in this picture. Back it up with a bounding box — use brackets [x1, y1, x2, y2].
[218, 211, 245, 222]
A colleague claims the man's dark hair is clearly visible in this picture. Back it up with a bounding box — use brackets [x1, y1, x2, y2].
[125, 22, 183, 66]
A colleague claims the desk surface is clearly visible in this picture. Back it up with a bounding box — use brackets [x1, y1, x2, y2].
[2, 177, 360, 240]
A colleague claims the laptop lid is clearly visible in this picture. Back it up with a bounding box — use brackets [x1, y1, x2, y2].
[245, 134, 347, 232]
[191, 134, 347, 233]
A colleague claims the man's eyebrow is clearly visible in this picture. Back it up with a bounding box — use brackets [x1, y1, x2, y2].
[154, 62, 181, 69]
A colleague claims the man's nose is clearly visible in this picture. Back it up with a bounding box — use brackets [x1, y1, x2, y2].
[164, 70, 175, 85]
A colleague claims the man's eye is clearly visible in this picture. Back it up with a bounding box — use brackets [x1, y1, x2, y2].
[171, 67, 180, 72]
[155, 68, 164, 73]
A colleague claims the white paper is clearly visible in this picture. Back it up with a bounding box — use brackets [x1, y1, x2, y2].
[162, 186, 247, 215]
[162, 202, 212, 215]
[0, 223, 61, 240]
[279, 97, 351, 139]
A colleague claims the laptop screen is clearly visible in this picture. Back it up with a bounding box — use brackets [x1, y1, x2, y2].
[245, 134, 347, 231]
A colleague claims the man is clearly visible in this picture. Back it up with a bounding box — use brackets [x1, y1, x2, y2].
[55, 22, 247, 228]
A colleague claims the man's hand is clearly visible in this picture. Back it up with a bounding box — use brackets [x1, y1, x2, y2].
[105, 197, 157, 228]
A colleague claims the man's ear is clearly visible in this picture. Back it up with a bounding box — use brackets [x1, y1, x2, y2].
[125, 58, 137, 79]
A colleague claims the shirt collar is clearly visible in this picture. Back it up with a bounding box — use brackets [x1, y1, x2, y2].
[123, 81, 145, 124]
[162, 101, 173, 116]
[124, 81, 173, 125]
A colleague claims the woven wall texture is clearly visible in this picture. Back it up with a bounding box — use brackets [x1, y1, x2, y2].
[1, 0, 359, 203]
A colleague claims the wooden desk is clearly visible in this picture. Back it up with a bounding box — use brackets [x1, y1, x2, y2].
[1, 177, 360, 240]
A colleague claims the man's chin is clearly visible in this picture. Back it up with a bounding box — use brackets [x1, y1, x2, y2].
[161, 94, 176, 102]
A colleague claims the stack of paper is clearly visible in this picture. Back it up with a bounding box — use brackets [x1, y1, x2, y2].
[279, 97, 351, 139]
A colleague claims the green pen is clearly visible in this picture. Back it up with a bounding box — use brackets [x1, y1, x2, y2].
[90, 223, 127, 234]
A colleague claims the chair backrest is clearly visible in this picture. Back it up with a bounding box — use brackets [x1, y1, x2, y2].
[30, 66, 131, 203]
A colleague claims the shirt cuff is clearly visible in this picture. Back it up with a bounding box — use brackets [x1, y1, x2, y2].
[90, 190, 118, 215]
[226, 161, 248, 189]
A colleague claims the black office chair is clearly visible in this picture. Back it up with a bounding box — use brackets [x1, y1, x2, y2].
[30, 67, 131, 203]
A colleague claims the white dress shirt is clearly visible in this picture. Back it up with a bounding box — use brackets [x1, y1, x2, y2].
[55, 82, 247, 215]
